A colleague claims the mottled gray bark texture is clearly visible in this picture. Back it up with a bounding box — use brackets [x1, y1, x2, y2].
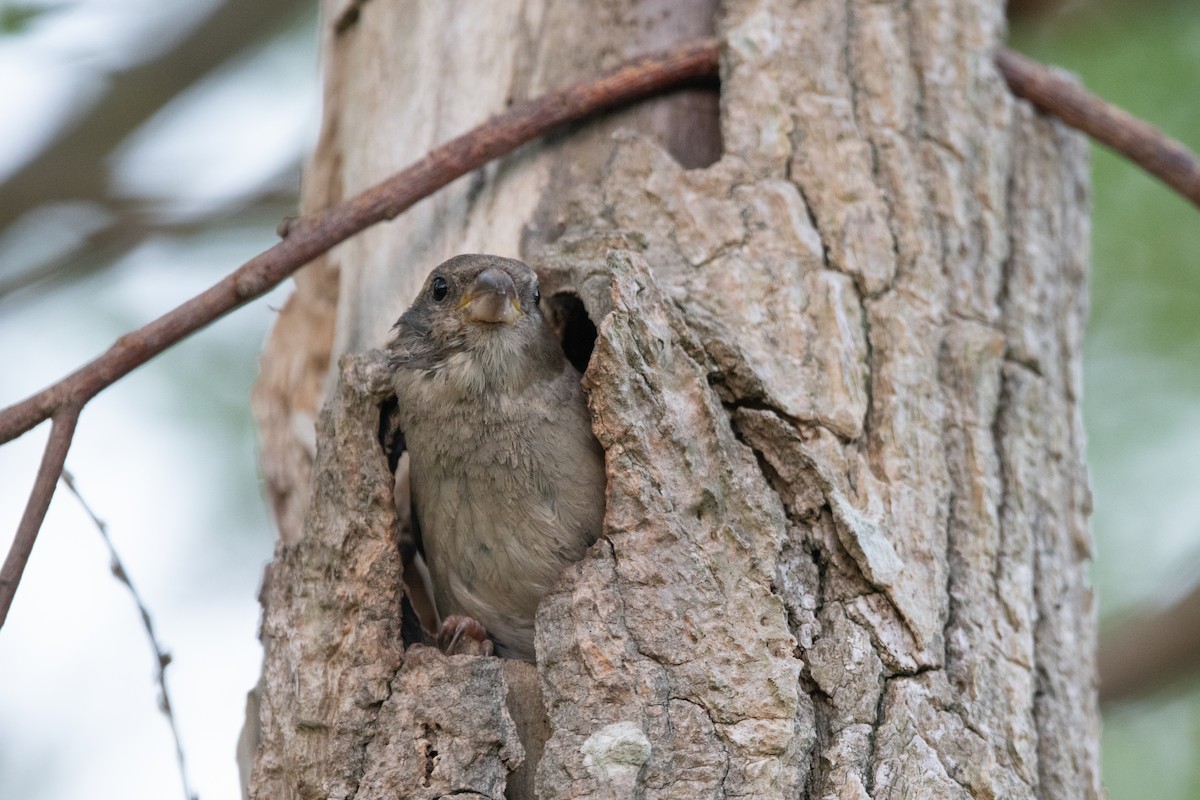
[247, 1, 1101, 798]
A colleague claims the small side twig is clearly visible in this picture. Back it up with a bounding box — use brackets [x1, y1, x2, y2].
[997, 47, 1200, 210]
[0, 408, 79, 624]
[60, 471, 196, 800]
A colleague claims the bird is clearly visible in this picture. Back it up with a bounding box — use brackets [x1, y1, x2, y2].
[386, 254, 606, 661]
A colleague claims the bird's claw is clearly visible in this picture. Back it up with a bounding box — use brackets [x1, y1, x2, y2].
[436, 615, 494, 657]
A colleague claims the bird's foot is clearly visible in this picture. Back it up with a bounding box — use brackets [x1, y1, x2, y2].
[436, 615, 495, 657]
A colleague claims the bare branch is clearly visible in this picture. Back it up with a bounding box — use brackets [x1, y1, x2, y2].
[997, 47, 1200, 210]
[0, 38, 720, 446]
[59, 471, 196, 800]
[1099, 580, 1200, 705]
[0, 187, 299, 302]
[0, 38, 721, 627]
[0, 408, 78, 625]
[6, 40, 1196, 449]
[2, 36, 1199, 637]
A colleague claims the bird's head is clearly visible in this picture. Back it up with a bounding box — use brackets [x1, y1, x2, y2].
[387, 254, 561, 392]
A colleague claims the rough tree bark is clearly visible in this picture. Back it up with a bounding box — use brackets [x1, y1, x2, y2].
[245, 1, 1101, 798]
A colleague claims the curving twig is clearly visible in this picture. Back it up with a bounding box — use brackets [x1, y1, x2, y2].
[997, 47, 1200, 210]
[3, 38, 1200, 628]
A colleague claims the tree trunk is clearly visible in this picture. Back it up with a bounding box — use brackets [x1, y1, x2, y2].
[246, 1, 1101, 798]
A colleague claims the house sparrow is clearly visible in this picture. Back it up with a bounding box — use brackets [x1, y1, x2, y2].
[387, 254, 606, 661]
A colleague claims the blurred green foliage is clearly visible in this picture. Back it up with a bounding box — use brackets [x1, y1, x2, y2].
[0, 4, 51, 34]
[1012, 1, 1200, 797]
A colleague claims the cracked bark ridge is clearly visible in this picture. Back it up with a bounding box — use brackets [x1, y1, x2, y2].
[357, 649, 524, 799]
[248, 353, 526, 799]
[536, 251, 811, 798]
[527, 0, 1098, 794]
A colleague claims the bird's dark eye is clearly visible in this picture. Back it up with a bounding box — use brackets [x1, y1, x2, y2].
[532, 287, 541, 306]
[430, 276, 449, 302]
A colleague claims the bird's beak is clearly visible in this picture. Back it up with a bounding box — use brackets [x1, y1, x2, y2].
[461, 267, 522, 324]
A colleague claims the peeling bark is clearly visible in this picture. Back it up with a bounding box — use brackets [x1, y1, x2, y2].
[248, 1, 1100, 797]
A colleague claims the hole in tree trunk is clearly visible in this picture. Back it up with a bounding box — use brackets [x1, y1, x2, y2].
[659, 85, 722, 170]
[545, 291, 597, 375]
[632, 0, 723, 169]
[378, 393, 405, 474]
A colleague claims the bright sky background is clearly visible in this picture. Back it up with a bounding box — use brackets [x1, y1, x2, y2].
[0, 2, 317, 798]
